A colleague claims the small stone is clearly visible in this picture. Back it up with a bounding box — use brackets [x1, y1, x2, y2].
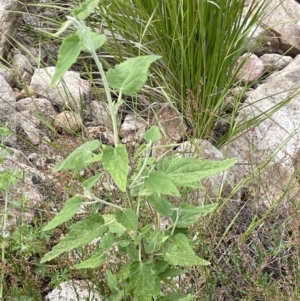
[260, 54, 293, 72]
[120, 114, 148, 143]
[54, 111, 83, 134]
[15, 85, 36, 100]
[30, 66, 90, 113]
[236, 53, 265, 84]
[85, 100, 112, 127]
[152, 104, 188, 157]
[45, 280, 103, 301]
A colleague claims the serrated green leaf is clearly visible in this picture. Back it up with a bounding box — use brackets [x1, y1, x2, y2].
[109, 286, 130, 301]
[169, 233, 194, 254]
[182, 182, 204, 189]
[118, 239, 131, 248]
[82, 173, 102, 190]
[103, 214, 126, 236]
[129, 261, 161, 301]
[157, 157, 237, 187]
[141, 224, 152, 235]
[143, 126, 161, 143]
[43, 196, 83, 231]
[154, 259, 169, 274]
[144, 171, 179, 196]
[171, 204, 217, 229]
[115, 209, 138, 231]
[145, 229, 168, 254]
[72, 0, 100, 20]
[74, 251, 105, 269]
[180, 203, 218, 215]
[106, 270, 118, 291]
[41, 213, 105, 263]
[147, 194, 173, 216]
[50, 34, 82, 86]
[163, 244, 210, 266]
[101, 232, 114, 251]
[53, 140, 101, 173]
[117, 262, 131, 281]
[125, 243, 139, 260]
[107, 55, 161, 95]
[172, 210, 204, 228]
[102, 145, 128, 192]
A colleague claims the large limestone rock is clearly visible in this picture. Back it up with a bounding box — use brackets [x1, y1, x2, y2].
[224, 54, 300, 207]
[30, 67, 91, 113]
[45, 280, 103, 301]
[0, 149, 44, 226]
[0, 0, 25, 59]
[244, 0, 300, 56]
[16, 97, 57, 145]
[263, 0, 300, 56]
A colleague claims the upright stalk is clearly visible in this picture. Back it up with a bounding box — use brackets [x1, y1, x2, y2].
[67, 16, 120, 146]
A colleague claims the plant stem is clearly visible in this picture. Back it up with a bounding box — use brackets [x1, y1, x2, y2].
[84, 191, 123, 210]
[171, 209, 180, 236]
[91, 51, 120, 146]
[67, 16, 120, 146]
[126, 187, 133, 209]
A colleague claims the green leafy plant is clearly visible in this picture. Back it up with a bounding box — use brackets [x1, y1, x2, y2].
[41, 1, 237, 300]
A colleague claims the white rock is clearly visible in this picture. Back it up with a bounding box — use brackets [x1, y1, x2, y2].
[30, 67, 90, 113]
[12, 53, 34, 84]
[85, 100, 112, 128]
[0, 150, 44, 226]
[45, 280, 103, 301]
[260, 54, 293, 72]
[0, 0, 24, 58]
[16, 98, 57, 145]
[223, 55, 300, 207]
[120, 114, 148, 143]
[54, 111, 83, 134]
[17, 110, 41, 145]
[262, 0, 300, 56]
[0, 64, 17, 87]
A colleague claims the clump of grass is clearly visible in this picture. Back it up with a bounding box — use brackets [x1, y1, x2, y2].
[94, 0, 270, 139]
